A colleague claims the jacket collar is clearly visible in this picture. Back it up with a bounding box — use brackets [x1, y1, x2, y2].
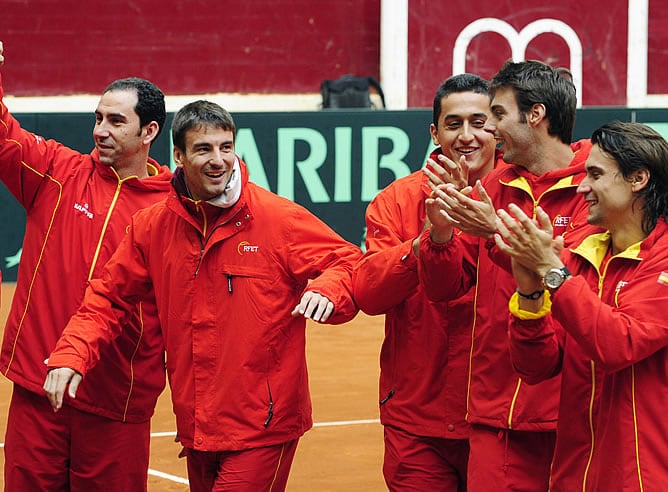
[499, 139, 593, 191]
[91, 149, 172, 190]
[170, 157, 251, 229]
[571, 218, 668, 267]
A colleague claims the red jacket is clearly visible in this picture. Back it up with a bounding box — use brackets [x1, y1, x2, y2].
[510, 315, 604, 492]
[510, 219, 668, 491]
[353, 167, 470, 439]
[418, 140, 592, 431]
[48, 161, 361, 451]
[0, 74, 171, 422]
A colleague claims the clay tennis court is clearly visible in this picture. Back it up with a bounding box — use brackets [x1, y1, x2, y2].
[0, 282, 387, 490]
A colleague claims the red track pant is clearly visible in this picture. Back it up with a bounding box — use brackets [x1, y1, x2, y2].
[4, 384, 151, 492]
[467, 424, 555, 492]
[383, 424, 469, 491]
[185, 438, 299, 491]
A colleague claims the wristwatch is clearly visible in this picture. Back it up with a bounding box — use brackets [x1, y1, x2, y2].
[543, 266, 571, 291]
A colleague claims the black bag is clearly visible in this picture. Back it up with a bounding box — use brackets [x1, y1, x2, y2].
[320, 74, 386, 109]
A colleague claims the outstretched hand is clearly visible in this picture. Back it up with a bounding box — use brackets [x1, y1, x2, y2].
[43, 367, 82, 412]
[291, 291, 335, 323]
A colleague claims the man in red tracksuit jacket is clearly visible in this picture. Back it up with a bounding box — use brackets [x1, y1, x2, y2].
[498, 121, 668, 491]
[43, 100, 361, 491]
[0, 41, 172, 491]
[418, 60, 592, 491]
[353, 73, 498, 491]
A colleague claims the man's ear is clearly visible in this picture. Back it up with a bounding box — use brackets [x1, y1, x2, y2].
[143, 121, 160, 145]
[631, 168, 650, 192]
[429, 123, 439, 146]
[528, 103, 546, 127]
[173, 147, 184, 168]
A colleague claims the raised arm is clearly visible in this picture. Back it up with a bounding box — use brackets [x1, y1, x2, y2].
[0, 40, 80, 207]
[428, 180, 498, 239]
[353, 183, 428, 315]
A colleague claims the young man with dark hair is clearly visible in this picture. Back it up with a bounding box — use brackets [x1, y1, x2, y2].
[353, 73, 497, 491]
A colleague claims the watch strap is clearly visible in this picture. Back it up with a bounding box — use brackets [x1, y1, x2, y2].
[516, 288, 545, 300]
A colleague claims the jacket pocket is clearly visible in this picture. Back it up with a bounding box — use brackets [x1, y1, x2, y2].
[380, 387, 395, 406]
[220, 264, 272, 295]
[264, 379, 274, 428]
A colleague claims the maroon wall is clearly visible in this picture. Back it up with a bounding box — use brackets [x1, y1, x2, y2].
[1, 1, 666, 107]
[0, 1, 381, 96]
[407, 0, 667, 107]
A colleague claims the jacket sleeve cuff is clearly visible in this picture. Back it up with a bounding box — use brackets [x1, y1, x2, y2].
[509, 290, 552, 320]
[420, 227, 457, 251]
[399, 239, 418, 270]
[47, 353, 88, 377]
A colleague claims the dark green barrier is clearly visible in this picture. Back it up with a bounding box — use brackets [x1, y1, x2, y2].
[2, 108, 668, 281]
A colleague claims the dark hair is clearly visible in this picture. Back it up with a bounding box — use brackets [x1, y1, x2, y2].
[171, 100, 236, 151]
[490, 60, 576, 144]
[104, 77, 166, 140]
[433, 73, 490, 126]
[591, 121, 668, 233]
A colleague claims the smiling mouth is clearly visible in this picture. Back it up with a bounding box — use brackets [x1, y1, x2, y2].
[456, 147, 479, 155]
[204, 170, 232, 184]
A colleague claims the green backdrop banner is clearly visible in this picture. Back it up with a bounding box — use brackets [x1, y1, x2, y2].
[2, 108, 668, 280]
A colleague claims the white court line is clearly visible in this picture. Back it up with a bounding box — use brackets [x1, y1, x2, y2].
[148, 469, 189, 485]
[313, 418, 380, 428]
[148, 418, 380, 440]
[151, 431, 178, 438]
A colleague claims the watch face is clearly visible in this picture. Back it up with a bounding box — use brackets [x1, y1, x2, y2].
[544, 269, 564, 289]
